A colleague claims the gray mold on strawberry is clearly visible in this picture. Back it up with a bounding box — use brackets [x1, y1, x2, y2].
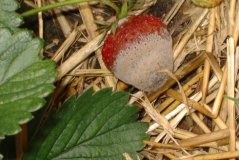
[102, 15, 173, 92]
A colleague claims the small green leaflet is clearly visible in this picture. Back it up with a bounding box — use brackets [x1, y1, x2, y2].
[24, 88, 149, 160]
[0, 0, 56, 140]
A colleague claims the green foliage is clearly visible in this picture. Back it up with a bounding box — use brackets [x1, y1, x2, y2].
[24, 88, 149, 160]
[0, 0, 56, 140]
[0, 0, 23, 30]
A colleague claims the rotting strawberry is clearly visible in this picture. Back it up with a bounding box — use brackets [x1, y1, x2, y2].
[102, 15, 173, 92]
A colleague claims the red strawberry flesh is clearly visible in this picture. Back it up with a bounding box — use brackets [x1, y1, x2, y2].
[102, 15, 173, 92]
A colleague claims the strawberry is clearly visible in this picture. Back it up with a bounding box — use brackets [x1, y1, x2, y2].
[102, 15, 173, 92]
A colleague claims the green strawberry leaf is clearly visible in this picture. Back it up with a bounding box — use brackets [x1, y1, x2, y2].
[24, 88, 149, 160]
[0, 0, 23, 30]
[0, 27, 56, 139]
[0, 0, 56, 140]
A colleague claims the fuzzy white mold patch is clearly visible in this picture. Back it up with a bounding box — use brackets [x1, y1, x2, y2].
[112, 30, 173, 92]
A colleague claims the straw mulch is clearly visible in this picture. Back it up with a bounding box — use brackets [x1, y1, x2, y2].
[22, 0, 239, 159]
